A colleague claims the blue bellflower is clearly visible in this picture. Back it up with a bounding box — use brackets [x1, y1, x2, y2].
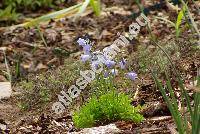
[119, 58, 126, 69]
[81, 54, 90, 62]
[126, 72, 137, 80]
[105, 60, 116, 69]
[104, 71, 109, 78]
[91, 61, 100, 70]
[83, 45, 91, 55]
[77, 38, 87, 46]
[111, 69, 118, 76]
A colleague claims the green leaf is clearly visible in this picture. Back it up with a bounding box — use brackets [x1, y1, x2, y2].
[23, 3, 82, 27]
[176, 10, 184, 28]
[152, 73, 185, 134]
[175, 7, 184, 38]
[90, 0, 101, 16]
[0, 6, 20, 21]
[17, 0, 22, 4]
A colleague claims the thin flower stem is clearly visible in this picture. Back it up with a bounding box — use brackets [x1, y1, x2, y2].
[151, 39, 193, 119]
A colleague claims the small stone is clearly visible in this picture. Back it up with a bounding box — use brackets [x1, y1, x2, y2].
[70, 124, 121, 134]
[0, 82, 12, 100]
[0, 123, 6, 130]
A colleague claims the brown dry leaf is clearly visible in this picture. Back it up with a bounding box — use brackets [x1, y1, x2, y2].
[167, 123, 177, 134]
[186, 85, 200, 93]
[35, 63, 48, 72]
[104, 6, 132, 16]
[0, 75, 7, 82]
[165, 0, 180, 12]
[44, 29, 61, 44]
[101, 29, 114, 37]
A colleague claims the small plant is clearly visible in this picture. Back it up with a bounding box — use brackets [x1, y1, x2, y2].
[17, 58, 85, 111]
[75, 0, 101, 19]
[154, 7, 185, 39]
[2, 0, 101, 26]
[73, 90, 144, 128]
[148, 12, 200, 133]
[138, 0, 200, 131]
[2, 0, 64, 10]
[77, 36, 139, 97]
[0, 6, 20, 21]
[17, 102, 29, 111]
[152, 71, 200, 134]
[71, 36, 143, 128]
[147, 22, 200, 134]
[0, 0, 65, 22]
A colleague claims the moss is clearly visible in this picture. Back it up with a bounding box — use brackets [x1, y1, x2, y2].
[73, 91, 144, 128]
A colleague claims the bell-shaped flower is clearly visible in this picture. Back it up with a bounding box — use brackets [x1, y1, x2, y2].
[81, 54, 90, 62]
[77, 38, 87, 46]
[91, 61, 99, 70]
[83, 45, 91, 55]
[104, 71, 109, 78]
[126, 72, 137, 80]
[119, 58, 126, 69]
[111, 69, 118, 76]
[105, 60, 116, 69]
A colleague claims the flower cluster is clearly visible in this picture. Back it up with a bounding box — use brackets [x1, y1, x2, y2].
[77, 37, 137, 81]
[52, 13, 149, 115]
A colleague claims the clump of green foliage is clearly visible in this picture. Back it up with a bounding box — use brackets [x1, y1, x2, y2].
[0, 6, 19, 21]
[0, 0, 65, 21]
[3, 0, 65, 9]
[73, 90, 144, 128]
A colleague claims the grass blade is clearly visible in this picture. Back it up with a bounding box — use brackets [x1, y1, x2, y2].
[22, 3, 82, 27]
[192, 76, 200, 134]
[152, 72, 184, 134]
[175, 7, 184, 38]
[90, 0, 101, 16]
[74, 0, 90, 20]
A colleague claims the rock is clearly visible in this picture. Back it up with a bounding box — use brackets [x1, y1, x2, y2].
[70, 124, 121, 134]
[0, 123, 6, 131]
[0, 82, 12, 100]
[0, 119, 7, 131]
